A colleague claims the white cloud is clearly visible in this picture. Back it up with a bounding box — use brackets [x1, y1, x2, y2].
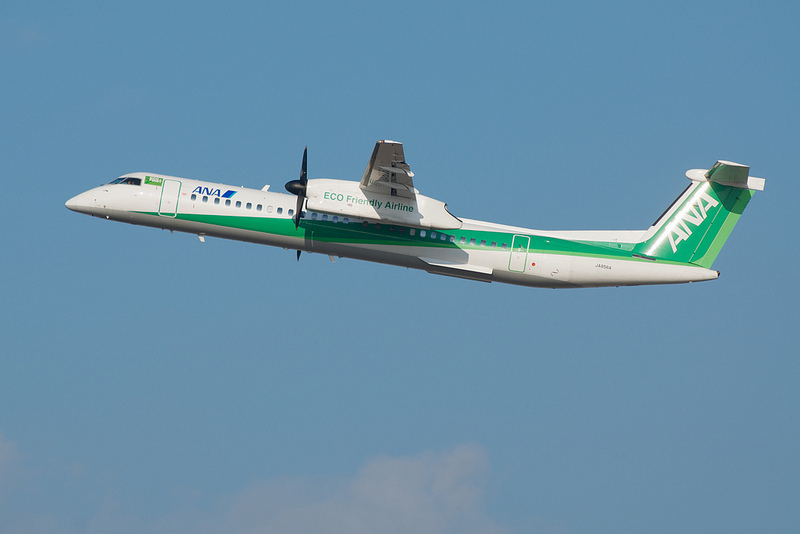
[0, 440, 522, 534]
[188, 444, 505, 534]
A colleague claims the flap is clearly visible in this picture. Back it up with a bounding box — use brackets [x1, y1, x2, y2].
[360, 140, 416, 199]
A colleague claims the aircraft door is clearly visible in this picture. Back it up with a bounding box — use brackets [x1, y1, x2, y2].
[508, 235, 530, 273]
[158, 179, 181, 217]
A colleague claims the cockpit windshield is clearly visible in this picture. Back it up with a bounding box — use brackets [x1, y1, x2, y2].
[109, 177, 142, 186]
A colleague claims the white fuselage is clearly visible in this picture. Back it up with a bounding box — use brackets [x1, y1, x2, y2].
[66, 173, 720, 288]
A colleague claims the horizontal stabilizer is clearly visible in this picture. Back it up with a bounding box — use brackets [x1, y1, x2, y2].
[686, 160, 765, 191]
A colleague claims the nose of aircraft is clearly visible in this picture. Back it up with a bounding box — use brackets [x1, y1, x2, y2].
[65, 195, 80, 212]
[65, 190, 98, 214]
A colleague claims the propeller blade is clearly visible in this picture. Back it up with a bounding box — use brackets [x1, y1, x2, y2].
[284, 146, 308, 229]
[299, 145, 307, 185]
[296, 146, 307, 228]
[294, 191, 303, 229]
[297, 249, 301, 261]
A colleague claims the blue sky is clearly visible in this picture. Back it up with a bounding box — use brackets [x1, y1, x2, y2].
[2, 1, 798, 532]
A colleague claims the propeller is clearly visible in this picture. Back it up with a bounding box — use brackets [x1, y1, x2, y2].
[285, 147, 308, 260]
[285, 146, 308, 229]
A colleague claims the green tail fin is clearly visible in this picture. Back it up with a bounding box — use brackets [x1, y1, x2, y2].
[632, 161, 764, 268]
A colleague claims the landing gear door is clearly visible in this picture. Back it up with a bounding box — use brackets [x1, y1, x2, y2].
[158, 179, 181, 217]
[508, 235, 530, 273]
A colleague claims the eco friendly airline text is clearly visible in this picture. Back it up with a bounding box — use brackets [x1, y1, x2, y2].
[66, 140, 765, 288]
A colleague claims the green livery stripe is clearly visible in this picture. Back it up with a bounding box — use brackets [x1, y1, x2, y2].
[137, 198, 750, 268]
[688, 186, 753, 268]
[135, 211, 671, 264]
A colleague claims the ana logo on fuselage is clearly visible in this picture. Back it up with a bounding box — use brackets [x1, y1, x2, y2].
[192, 186, 237, 198]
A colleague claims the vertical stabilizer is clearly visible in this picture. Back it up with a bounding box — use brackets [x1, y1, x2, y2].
[632, 161, 763, 268]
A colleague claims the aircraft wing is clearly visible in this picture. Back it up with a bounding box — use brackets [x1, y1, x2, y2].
[360, 140, 416, 200]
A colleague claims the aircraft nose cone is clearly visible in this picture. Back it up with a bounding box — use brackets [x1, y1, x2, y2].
[65, 190, 99, 215]
[65, 194, 81, 212]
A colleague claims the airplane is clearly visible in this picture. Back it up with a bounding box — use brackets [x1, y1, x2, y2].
[65, 140, 765, 288]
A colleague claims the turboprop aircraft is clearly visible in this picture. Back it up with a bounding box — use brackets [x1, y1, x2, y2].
[65, 140, 765, 288]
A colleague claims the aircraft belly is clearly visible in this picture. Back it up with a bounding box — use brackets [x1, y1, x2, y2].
[104, 211, 309, 251]
[309, 241, 424, 269]
[462, 249, 718, 288]
[100, 211, 718, 288]
[567, 256, 719, 287]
